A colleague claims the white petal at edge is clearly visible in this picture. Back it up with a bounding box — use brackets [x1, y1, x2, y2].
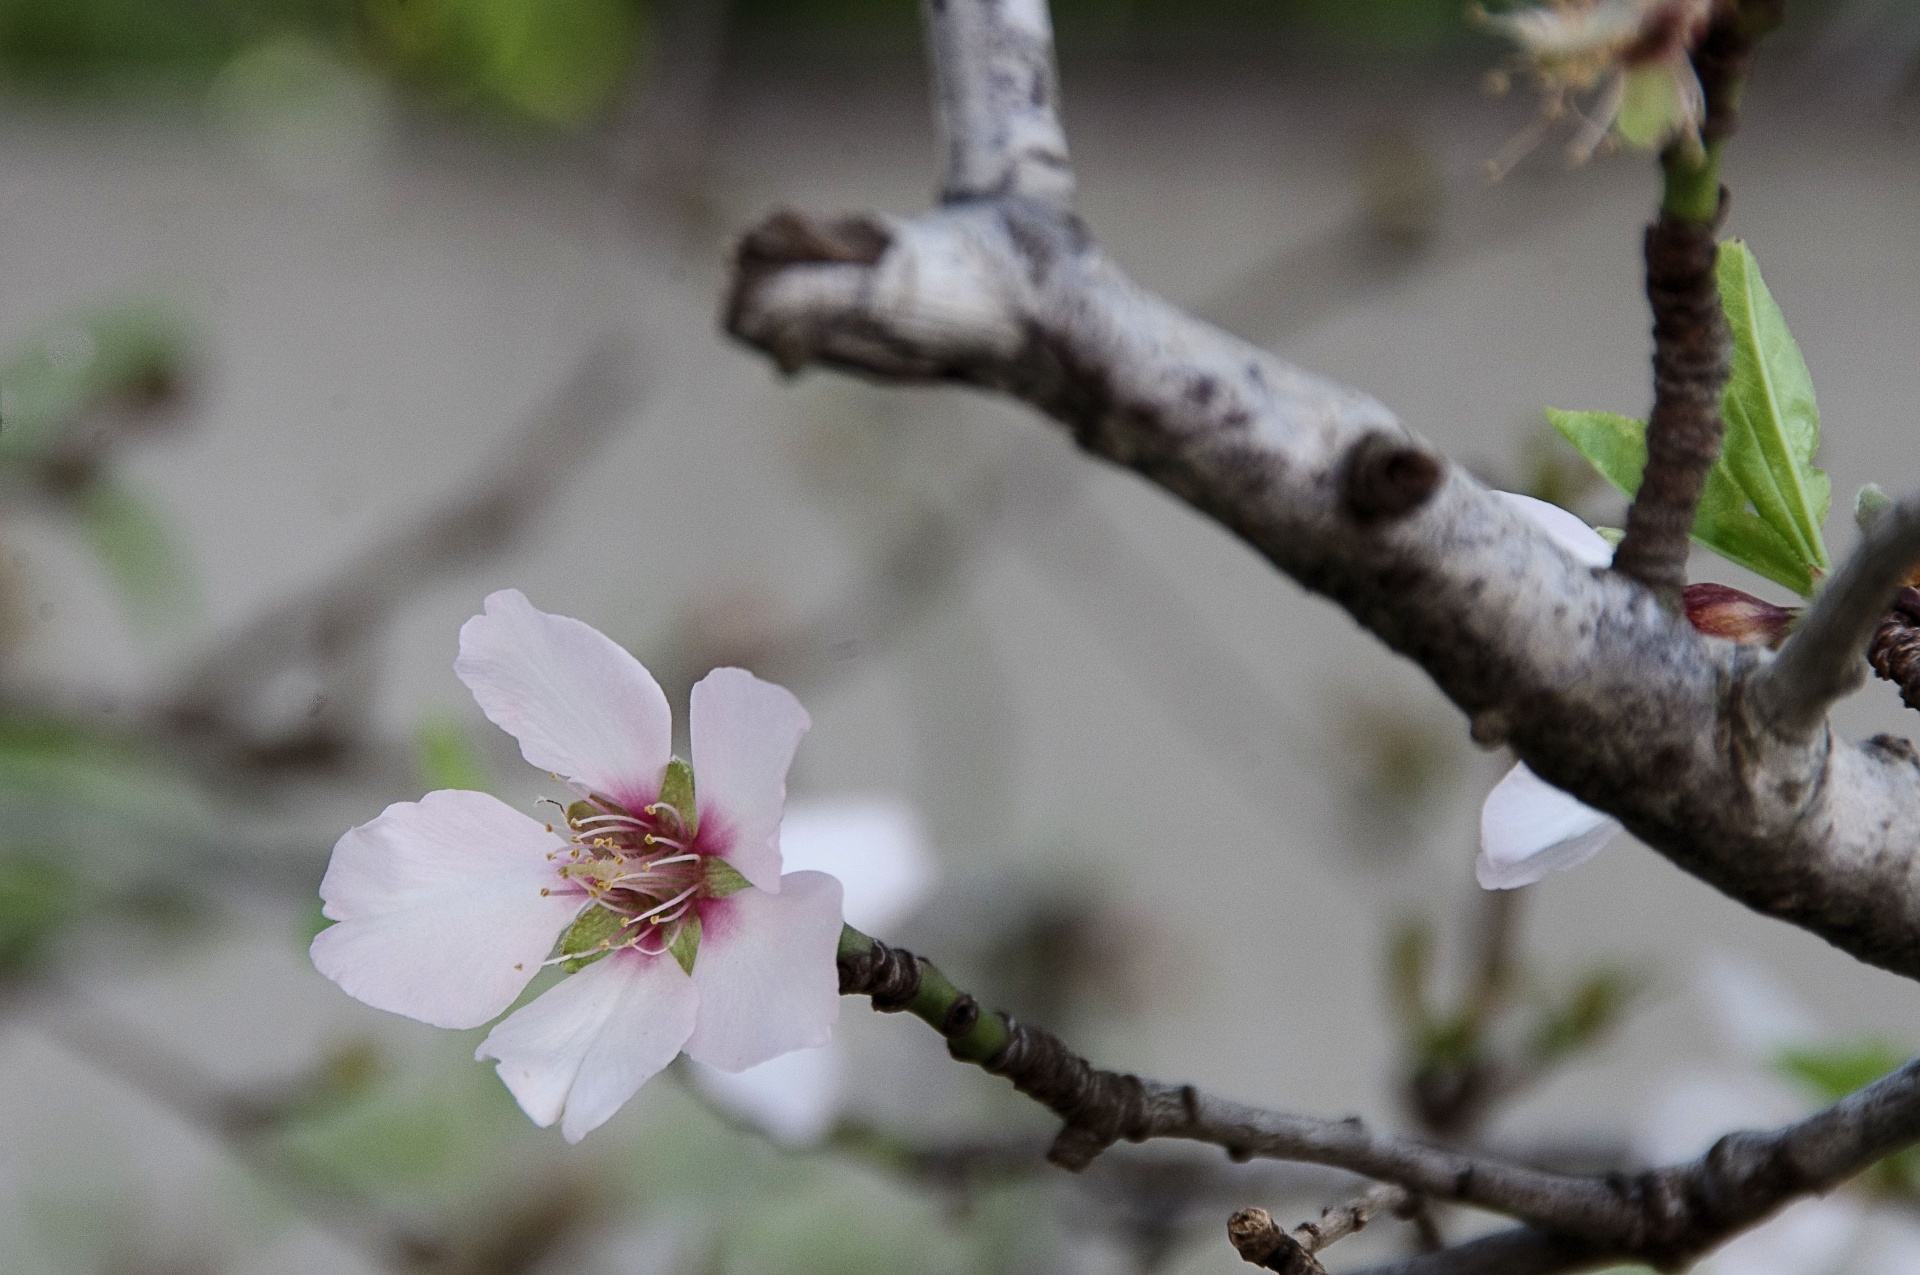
[455, 588, 673, 812]
[1477, 762, 1621, 889]
[1494, 491, 1614, 567]
[311, 790, 583, 1029]
[689, 1045, 841, 1146]
[779, 799, 937, 934]
[684, 870, 843, 1072]
[477, 948, 698, 1143]
[689, 667, 811, 893]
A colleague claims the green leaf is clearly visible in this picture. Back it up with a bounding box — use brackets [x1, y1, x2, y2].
[703, 857, 751, 898]
[1774, 1039, 1910, 1105]
[73, 478, 199, 632]
[1715, 241, 1830, 575]
[658, 756, 696, 832]
[669, 914, 700, 975]
[1548, 408, 1819, 596]
[558, 904, 622, 972]
[413, 713, 492, 793]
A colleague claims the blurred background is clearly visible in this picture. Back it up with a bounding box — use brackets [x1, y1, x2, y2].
[2, 1, 1920, 1272]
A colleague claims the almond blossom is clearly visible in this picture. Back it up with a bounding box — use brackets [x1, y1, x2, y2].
[689, 799, 937, 1144]
[310, 588, 844, 1142]
[1479, 0, 1714, 176]
[1477, 493, 1624, 889]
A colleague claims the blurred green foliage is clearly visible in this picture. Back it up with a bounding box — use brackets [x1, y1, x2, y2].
[0, 846, 79, 975]
[0, 0, 1487, 127]
[362, 0, 646, 126]
[0, 301, 200, 630]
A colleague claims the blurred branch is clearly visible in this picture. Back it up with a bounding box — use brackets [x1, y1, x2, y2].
[841, 927, 1920, 1270]
[1227, 1185, 1414, 1274]
[163, 340, 645, 771]
[603, 0, 736, 230]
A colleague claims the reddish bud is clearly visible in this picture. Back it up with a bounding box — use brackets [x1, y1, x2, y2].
[1682, 583, 1798, 648]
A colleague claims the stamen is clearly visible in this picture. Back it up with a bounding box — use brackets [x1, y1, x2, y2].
[621, 885, 698, 927]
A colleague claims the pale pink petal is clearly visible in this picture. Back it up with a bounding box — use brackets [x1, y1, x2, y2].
[455, 589, 672, 811]
[1495, 491, 1615, 568]
[1477, 762, 1621, 889]
[689, 1045, 842, 1145]
[476, 948, 698, 1143]
[684, 870, 843, 1072]
[311, 790, 583, 1029]
[779, 799, 937, 934]
[689, 667, 810, 892]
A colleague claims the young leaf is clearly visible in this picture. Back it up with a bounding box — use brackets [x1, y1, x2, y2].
[1715, 241, 1830, 574]
[1547, 409, 1817, 595]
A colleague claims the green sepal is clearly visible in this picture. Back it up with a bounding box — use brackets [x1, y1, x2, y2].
[558, 905, 625, 973]
[668, 914, 701, 975]
[658, 756, 697, 833]
[1548, 408, 1818, 596]
[1615, 66, 1686, 150]
[703, 857, 751, 898]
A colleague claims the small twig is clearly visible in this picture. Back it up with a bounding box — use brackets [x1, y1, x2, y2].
[842, 927, 1920, 1266]
[1754, 491, 1920, 740]
[1607, 206, 1728, 602]
[1227, 1185, 1412, 1273]
[1609, 1, 1783, 602]
[923, 0, 1074, 208]
[1870, 585, 1920, 712]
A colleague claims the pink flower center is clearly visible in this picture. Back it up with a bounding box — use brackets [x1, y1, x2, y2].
[552, 796, 712, 958]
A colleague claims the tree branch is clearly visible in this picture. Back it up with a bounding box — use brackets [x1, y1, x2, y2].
[1755, 492, 1920, 740]
[1227, 1186, 1413, 1274]
[842, 929, 1920, 1271]
[721, 0, 1920, 981]
[923, 0, 1074, 208]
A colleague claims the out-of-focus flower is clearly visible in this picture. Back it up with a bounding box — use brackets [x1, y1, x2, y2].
[311, 589, 844, 1142]
[1477, 0, 1716, 176]
[1477, 493, 1624, 889]
[1638, 956, 1920, 1275]
[690, 800, 937, 1145]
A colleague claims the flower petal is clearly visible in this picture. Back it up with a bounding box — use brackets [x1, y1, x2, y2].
[778, 799, 937, 934]
[689, 667, 810, 893]
[311, 790, 583, 1029]
[455, 589, 672, 811]
[684, 870, 843, 1072]
[476, 948, 697, 1143]
[1495, 491, 1614, 568]
[1700, 1194, 1863, 1275]
[1477, 762, 1621, 889]
[688, 1045, 841, 1146]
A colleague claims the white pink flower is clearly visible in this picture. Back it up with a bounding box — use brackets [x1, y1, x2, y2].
[689, 799, 937, 1144]
[1480, 0, 1714, 174]
[310, 589, 845, 1142]
[1477, 493, 1624, 889]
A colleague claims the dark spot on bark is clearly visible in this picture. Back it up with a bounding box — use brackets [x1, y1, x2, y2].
[1866, 734, 1920, 768]
[1222, 409, 1250, 429]
[1343, 433, 1442, 525]
[1186, 376, 1218, 407]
